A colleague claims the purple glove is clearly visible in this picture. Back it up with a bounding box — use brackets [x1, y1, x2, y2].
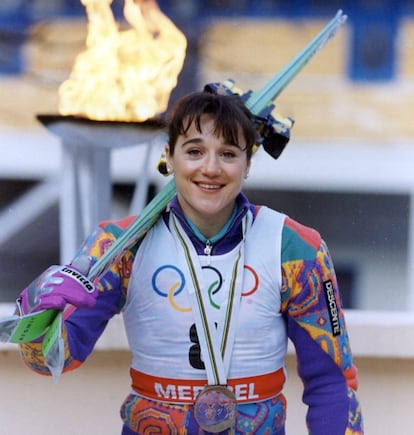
[17, 256, 97, 315]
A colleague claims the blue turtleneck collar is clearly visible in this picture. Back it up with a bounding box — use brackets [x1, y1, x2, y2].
[164, 192, 255, 255]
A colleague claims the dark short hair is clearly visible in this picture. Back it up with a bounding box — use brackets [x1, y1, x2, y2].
[167, 91, 257, 161]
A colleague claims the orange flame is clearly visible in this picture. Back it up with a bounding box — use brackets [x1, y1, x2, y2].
[58, 0, 187, 121]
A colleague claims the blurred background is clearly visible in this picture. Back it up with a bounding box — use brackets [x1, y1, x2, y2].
[1, 2, 414, 434]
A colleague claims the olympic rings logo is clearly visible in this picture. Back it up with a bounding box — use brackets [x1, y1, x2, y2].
[152, 265, 191, 312]
[151, 264, 259, 312]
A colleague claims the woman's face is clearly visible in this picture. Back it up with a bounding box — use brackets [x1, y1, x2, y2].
[166, 115, 250, 237]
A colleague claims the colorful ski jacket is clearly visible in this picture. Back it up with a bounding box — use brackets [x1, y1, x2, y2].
[19, 193, 363, 434]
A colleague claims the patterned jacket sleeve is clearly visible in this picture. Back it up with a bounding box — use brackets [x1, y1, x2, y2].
[280, 217, 363, 434]
[19, 216, 137, 376]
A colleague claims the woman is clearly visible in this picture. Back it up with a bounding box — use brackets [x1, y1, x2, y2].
[18, 91, 363, 434]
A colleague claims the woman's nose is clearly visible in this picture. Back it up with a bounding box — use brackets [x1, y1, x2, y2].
[202, 154, 222, 176]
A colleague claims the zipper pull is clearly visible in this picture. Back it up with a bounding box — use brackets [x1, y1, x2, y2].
[204, 240, 212, 255]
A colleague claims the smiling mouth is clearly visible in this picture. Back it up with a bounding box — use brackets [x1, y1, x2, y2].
[197, 182, 223, 190]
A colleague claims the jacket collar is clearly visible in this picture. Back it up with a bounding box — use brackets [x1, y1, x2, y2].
[164, 193, 255, 255]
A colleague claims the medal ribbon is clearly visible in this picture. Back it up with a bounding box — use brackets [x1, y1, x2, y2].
[171, 214, 248, 386]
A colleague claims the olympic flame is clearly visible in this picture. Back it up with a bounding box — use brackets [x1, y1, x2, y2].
[58, 0, 187, 121]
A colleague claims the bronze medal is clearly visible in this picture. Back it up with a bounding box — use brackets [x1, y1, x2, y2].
[194, 385, 237, 433]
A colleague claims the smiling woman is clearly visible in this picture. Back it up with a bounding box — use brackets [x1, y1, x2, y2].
[13, 89, 363, 434]
[165, 92, 254, 238]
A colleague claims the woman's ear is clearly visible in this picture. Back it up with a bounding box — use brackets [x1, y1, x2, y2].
[244, 161, 251, 179]
[165, 145, 173, 174]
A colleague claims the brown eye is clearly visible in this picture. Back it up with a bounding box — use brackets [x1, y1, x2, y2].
[222, 151, 236, 159]
[188, 149, 202, 157]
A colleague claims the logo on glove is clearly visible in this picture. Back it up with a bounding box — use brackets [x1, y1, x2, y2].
[61, 267, 94, 293]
